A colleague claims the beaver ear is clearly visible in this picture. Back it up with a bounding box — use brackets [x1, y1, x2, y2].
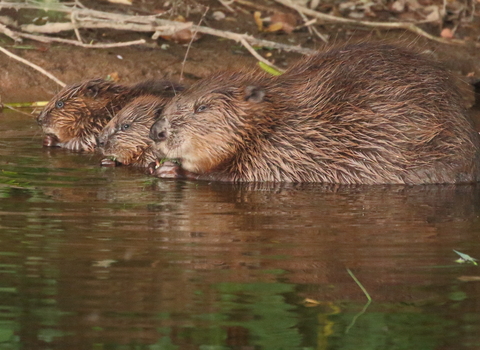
[153, 105, 164, 119]
[85, 82, 101, 98]
[244, 86, 265, 103]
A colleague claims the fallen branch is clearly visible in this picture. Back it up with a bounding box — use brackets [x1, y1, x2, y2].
[1, 25, 146, 48]
[0, 1, 315, 54]
[274, 0, 480, 47]
[4, 104, 36, 117]
[0, 45, 66, 87]
[20, 20, 315, 54]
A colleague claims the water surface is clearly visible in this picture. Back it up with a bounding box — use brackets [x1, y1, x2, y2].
[1, 110, 480, 350]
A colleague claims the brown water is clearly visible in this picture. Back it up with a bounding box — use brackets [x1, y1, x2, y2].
[1, 110, 480, 350]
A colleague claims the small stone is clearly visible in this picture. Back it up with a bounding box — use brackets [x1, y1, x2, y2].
[212, 11, 226, 21]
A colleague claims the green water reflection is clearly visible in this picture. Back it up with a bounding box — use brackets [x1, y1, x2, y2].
[1, 111, 480, 349]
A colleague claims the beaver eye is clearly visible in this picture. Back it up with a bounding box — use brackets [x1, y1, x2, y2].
[121, 123, 130, 131]
[55, 100, 64, 109]
[195, 104, 208, 113]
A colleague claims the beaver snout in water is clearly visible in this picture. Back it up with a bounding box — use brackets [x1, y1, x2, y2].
[98, 95, 167, 167]
[37, 78, 183, 152]
[150, 43, 480, 184]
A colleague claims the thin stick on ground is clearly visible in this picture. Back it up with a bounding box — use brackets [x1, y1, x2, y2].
[0, 46, 66, 87]
[180, 6, 209, 81]
[240, 38, 285, 73]
[2, 28, 147, 48]
[70, 6, 83, 43]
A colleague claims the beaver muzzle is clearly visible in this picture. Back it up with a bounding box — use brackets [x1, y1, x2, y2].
[149, 117, 168, 142]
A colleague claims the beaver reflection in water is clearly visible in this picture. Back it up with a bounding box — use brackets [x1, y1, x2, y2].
[37, 78, 182, 152]
[150, 43, 480, 184]
[98, 95, 166, 167]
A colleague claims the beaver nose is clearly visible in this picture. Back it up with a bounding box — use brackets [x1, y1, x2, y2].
[37, 112, 45, 126]
[96, 135, 104, 148]
[149, 118, 168, 142]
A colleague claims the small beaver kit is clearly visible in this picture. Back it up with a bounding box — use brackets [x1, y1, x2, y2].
[98, 95, 166, 167]
[150, 43, 480, 184]
[37, 78, 183, 152]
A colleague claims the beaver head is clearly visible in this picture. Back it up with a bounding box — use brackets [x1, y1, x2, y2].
[37, 79, 129, 152]
[149, 71, 269, 174]
[98, 95, 165, 167]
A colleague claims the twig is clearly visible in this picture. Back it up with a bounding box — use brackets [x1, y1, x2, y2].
[0, 1, 315, 54]
[296, 13, 328, 43]
[233, 0, 278, 13]
[218, 0, 235, 13]
[274, 0, 480, 48]
[3, 29, 146, 48]
[181, 6, 209, 80]
[71, 9, 83, 43]
[240, 38, 284, 73]
[347, 268, 371, 302]
[0, 45, 66, 87]
[4, 104, 36, 117]
[0, 23, 21, 42]
[18, 19, 315, 54]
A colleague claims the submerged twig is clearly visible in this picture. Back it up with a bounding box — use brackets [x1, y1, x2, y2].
[345, 268, 372, 333]
[0, 45, 66, 87]
[347, 268, 371, 301]
[4, 105, 36, 117]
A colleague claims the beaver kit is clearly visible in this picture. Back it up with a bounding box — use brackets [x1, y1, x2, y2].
[98, 95, 166, 167]
[149, 43, 480, 184]
[37, 78, 183, 152]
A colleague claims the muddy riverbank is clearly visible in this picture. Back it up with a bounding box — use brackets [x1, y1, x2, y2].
[2, 1, 480, 104]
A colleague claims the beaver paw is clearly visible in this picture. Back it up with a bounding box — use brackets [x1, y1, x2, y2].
[147, 161, 158, 175]
[100, 157, 119, 167]
[154, 161, 184, 178]
[43, 134, 60, 147]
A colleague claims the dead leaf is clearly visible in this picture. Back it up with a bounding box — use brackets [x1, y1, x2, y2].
[458, 276, 480, 282]
[303, 298, 321, 306]
[161, 29, 202, 44]
[107, 0, 132, 4]
[254, 11, 263, 31]
[406, 0, 422, 11]
[269, 12, 297, 34]
[310, 0, 320, 10]
[422, 5, 441, 22]
[264, 22, 284, 33]
[441, 28, 454, 39]
[391, 0, 406, 13]
[212, 11, 226, 21]
[107, 72, 120, 82]
[175, 15, 186, 23]
[160, 16, 202, 44]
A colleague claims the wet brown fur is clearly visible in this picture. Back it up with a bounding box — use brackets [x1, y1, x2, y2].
[98, 95, 166, 167]
[150, 43, 480, 184]
[37, 78, 183, 151]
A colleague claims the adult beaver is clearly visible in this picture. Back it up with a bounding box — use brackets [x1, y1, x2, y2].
[150, 43, 480, 184]
[37, 78, 183, 152]
[98, 95, 165, 167]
